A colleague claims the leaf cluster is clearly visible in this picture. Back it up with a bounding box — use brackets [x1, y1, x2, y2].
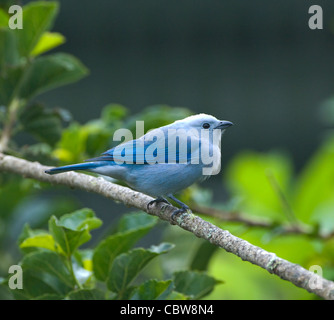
[3, 210, 221, 300]
[0, 1, 87, 156]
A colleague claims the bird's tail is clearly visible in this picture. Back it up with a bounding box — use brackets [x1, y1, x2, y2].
[45, 162, 103, 175]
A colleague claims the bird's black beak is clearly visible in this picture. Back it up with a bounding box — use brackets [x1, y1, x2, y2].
[214, 120, 234, 129]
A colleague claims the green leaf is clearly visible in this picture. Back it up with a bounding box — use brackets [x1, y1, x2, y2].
[67, 289, 105, 300]
[116, 212, 157, 233]
[18, 53, 88, 100]
[0, 8, 9, 27]
[101, 104, 128, 124]
[19, 103, 63, 146]
[53, 122, 88, 163]
[49, 216, 83, 256]
[166, 291, 189, 300]
[173, 270, 223, 299]
[93, 213, 157, 281]
[48, 208, 102, 256]
[74, 249, 93, 271]
[18, 224, 46, 246]
[83, 104, 128, 156]
[92, 233, 145, 282]
[226, 151, 293, 221]
[130, 279, 173, 300]
[0, 14, 20, 68]
[190, 241, 218, 271]
[13, 250, 76, 299]
[15, 1, 59, 58]
[19, 233, 58, 252]
[293, 137, 334, 223]
[33, 293, 63, 300]
[0, 62, 23, 105]
[30, 31, 65, 57]
[310, 200, 334, 237]
[107, 243, 174, 296]
[93, 230, 141, 281]
[57, 208, 102, 231]
[84, 122, 113, 157]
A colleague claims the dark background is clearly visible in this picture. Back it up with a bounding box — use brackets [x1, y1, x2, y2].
[34, 1, 334, 223]
[40, 1, 334, 166]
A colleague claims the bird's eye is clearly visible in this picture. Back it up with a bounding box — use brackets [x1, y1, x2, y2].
[202, 123, 210, 129]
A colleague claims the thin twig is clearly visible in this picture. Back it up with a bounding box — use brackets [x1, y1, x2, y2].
[0, 153, 333, 300]
[0, 98, 20, 153]
[266, 170, 299, 225]
[190, 204, 332, 239]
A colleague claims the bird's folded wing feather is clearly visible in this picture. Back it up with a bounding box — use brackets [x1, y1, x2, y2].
[85, 131, 201, 164]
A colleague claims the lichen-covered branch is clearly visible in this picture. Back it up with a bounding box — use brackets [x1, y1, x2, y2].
[1, 153, 333, 300]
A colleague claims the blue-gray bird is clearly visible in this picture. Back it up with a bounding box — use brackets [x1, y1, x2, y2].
[45, 114, 233, 218]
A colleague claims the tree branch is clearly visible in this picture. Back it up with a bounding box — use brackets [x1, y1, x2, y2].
[1, 153, 333, 300]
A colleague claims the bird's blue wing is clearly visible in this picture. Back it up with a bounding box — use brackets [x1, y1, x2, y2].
[85, 136, 197, 164]
[85, 139, 148, 163]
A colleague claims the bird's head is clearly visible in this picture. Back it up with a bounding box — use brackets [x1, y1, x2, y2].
[174, 113, 233, 132]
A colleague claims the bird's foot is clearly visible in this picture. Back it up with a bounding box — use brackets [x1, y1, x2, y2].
[147, 197, 171, 210]
[166, 194, 192, 221]
[171, 205, 191, 221]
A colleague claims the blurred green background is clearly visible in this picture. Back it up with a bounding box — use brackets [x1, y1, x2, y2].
[1, 0, 334, 300]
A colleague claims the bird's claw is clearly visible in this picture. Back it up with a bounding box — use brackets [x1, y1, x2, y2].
[147, 198, 171, 210]
[171, 207, 190, 221]
[147, 197, 191, 222]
